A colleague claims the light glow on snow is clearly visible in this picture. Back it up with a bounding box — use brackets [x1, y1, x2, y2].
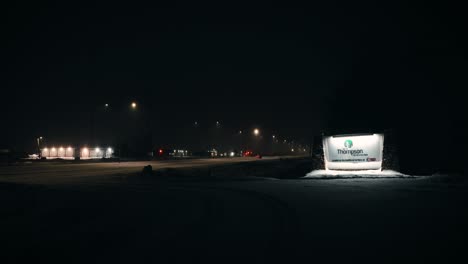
[304, 169, 411, 179]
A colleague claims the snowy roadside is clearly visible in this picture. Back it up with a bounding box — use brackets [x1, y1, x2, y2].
[304, 169, 411, 179]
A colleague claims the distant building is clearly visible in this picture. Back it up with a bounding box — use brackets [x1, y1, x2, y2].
[41, 146, 114, 159]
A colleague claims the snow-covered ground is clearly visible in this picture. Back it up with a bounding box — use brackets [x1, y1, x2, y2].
[304, 169, 412, 178]
[1, 158, 466, 263]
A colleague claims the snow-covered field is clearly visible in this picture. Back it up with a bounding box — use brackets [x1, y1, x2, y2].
[1, 158, 467, 263]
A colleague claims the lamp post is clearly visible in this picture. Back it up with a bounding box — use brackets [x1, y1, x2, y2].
[89, 103, 112, 147]
[214, 121, 221, 152]
[238, 130, 243, 153]
[36, 136, 43, 156]
[252, 128, 260, 154]
[119, 101, 138, 160]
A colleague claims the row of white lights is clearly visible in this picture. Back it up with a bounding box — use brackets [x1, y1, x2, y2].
[43, 147, 73, 151]
[43, 147, 113, 152]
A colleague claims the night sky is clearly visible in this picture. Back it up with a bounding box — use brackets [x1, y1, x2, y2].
[3, 1, 467, 161]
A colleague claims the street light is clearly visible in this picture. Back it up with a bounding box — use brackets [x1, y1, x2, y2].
[36, 137, 43, 155]
[253, 128, 260, 136]
[131, 102, 137, 109]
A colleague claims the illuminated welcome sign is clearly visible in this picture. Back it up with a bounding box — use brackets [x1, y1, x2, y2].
[323, 133, 384, 170]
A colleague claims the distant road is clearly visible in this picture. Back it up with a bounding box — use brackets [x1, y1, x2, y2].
[0, 157, 282, 185]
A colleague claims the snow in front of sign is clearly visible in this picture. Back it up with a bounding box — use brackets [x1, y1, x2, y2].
[304, 169, 412, 179]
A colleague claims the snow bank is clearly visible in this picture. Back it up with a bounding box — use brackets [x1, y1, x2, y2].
[304, 169, 412, 179]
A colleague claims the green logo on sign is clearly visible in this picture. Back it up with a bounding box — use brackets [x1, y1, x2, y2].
[344, 139, 353, 148]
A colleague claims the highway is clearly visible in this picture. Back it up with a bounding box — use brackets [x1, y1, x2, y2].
[0, 157, 279, 185]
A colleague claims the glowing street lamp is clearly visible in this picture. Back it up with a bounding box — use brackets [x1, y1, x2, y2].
[253, 128, 260, 136]
[131, 102, 137, 109]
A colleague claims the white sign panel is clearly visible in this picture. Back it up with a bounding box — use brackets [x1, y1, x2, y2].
[323, 134, 384, 170]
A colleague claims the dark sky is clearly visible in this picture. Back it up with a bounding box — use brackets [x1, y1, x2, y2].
[2, 1, 467, 152]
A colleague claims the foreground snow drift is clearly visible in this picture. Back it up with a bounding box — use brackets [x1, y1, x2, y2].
[304, 169, 411, 179]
